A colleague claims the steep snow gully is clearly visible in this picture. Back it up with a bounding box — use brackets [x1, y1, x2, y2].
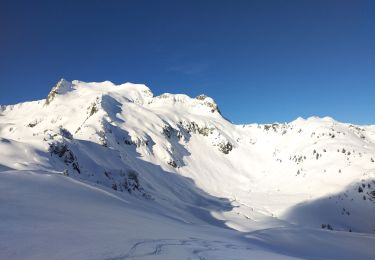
[0, 79, 374, 259]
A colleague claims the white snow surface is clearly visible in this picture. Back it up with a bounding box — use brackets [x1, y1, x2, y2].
[0, 79, 374, 259]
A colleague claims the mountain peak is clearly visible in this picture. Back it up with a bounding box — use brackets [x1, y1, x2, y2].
[195, 94, 220, 114]
[45, 78, 73, 105]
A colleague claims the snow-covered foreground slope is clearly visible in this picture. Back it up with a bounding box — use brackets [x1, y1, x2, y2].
[1, 171, 375, 260]
[0, 79, 374, 259]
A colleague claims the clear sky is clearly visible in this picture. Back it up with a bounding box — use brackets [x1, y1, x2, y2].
[0, 0, 374, 124]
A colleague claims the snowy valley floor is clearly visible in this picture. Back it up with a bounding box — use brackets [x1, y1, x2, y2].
[1, 170, 374, 260]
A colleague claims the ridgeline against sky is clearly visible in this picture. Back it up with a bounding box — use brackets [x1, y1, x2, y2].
[0, 0, 374, 124]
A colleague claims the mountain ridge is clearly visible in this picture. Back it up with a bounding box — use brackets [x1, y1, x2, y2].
[0, 79, 374, 259]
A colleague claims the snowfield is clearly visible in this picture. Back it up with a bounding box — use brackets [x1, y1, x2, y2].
[0, 79, 374, 259]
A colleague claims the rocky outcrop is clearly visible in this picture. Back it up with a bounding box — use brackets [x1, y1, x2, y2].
[48, 141, 80, 173]
[45, 79, 73, 105]
[195, 95, 221, 114]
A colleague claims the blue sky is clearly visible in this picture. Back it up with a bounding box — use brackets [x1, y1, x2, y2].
[0, 0, 374, 124]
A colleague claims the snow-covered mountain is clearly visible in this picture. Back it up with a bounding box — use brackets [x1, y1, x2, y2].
[1, 79, 374, 259]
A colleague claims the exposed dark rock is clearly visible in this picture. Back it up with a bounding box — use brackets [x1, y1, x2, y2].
[195, 95, 221, 113]
[59, 127, 73, 140]
[218, 141, 233, 154]
[27, 120, 39, 128]
[45, 79, 72, 105]
[48, 141, 80, 173]
[167, 159, 178, 168]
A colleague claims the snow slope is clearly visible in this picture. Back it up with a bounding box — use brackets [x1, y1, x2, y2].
[0, 79, 374, 259]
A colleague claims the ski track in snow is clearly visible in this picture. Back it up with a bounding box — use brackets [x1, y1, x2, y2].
[106, 238, 253, 260]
